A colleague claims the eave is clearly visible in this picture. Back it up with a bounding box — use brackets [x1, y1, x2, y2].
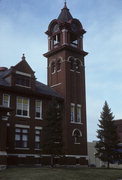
[43, 44, 88, 58]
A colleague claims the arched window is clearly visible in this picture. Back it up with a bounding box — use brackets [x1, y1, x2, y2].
[72, 129, 82, 144]
[56, 59, 61, 71]
[69, 57, 74, 70]
[76, 59, 80, 72]
[51, 62, 55, 73]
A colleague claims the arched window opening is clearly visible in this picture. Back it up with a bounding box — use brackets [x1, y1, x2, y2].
[72, 129, 82, 144]
[56, 59, 61, 71]
[51, 62, 56, 73]
[70, 33, 78, 48]
[76, 59, 80, 72]
[69, 57, 74, 70]
[54, 34, 60, 48]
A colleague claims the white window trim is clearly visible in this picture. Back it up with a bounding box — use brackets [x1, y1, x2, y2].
[0, 151, 7, 156]
[70, 69, 75, 72]
[3, 94, 10, 107]
[35, 100, 42, 119]
[16, 97, 30, 117]
[16, 71, 31, 77]
[51, 70, 56, 74]
[77, 104, 82, 123]
[35, 127, 43, 130]
[72, 129, 82, 145]
[2, 116, 9, 121]
[72, 129, 82, 137]
[15, 115, 30, 118]
[57, 69, 61, 73]
[70, 103, 75, 123]
[15, 124, 30, 128]
[77, 104, 82, 108]
[74, 142, 80, 145]
[70, 122, 83, 125]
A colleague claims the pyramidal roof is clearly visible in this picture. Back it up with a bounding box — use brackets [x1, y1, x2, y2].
[58, 2, 73, 22]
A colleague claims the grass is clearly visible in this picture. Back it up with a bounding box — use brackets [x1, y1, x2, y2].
[0, 167, 122, 180]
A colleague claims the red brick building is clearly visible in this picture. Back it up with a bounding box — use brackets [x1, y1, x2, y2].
[114, 119, 122, 143]
[0, 3, 88, 167]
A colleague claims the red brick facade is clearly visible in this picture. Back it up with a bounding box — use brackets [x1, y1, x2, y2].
[0, 3, 88, 167]
[114, 120, 122, 143]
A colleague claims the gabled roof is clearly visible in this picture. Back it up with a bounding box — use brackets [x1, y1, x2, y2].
[36, 81, 63, 98]
[58, 2, 73, 22]
[14, 54, 35, 75]
[0, 57, 63, 99]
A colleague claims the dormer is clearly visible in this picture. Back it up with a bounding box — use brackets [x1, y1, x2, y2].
[12, 54, 36, 90]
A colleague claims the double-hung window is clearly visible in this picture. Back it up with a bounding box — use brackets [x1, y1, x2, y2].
[77, 104, 81, 123]
[71, 103, 75, 122]
[35, 129, 41, 149]
[70, 103, 82, 123]
[15, 128, 29, 148]
[16, 97, 29, 117]
[3, 94, 10, 107]
[35, 100, 42, 119]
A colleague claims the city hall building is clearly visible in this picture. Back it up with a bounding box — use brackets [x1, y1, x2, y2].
[0, 3, 88, 169]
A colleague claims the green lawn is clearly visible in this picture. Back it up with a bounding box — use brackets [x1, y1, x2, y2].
[0, 167, 122, 180]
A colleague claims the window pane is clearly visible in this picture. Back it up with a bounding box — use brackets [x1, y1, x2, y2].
[35, 135, 40, 142]
[15, 134, 21, 141]
[36, 107, 40, 113]
[35, 130, 40, 135]
[22, 135, 28, 141]
[71, 105, 75, 122]
[3, 94, 10, 107]
[36, 101, 40, 107]
[23, 141, 28, 148]
[23, 98, 28, 104]
[36, 112, 40, 118]
[4, 95, 8, 101]
[35, 142, 40, 149]
[15, 128, 21, 133]
[22, 129, 28, 133]
[16, 97, 29, 117]
[77, 106, 81, 122]
[35, 100, 42, 118]
[17, 97, 22, 104]
[23, 104, 28, 110]
[17, 109, 22, 115]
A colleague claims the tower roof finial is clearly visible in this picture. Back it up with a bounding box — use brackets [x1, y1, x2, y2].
[64, 0, 67, 8]
[22, 53, 26, 61]
[58, 0, 73, 22]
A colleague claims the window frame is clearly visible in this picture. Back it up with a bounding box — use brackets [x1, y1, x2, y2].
[72, 129, 82, 144]
[35, 129, 41, 150]
[15, 128, 29, 149]
[35, 100, 42, 120]
[56, 59, 61, 72]
[76, 104, 82, 123]
[3, 94, 10, 107]
[70, 103, 75, 122]
[51, 61, 56, 74]
[16, 97, 30, 118]
[15, 74, 31, 88]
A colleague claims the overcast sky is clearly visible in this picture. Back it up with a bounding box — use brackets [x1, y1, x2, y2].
[0, 0, 122, 142]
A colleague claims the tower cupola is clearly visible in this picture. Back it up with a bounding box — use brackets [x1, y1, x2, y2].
[44, 2, 87, 55]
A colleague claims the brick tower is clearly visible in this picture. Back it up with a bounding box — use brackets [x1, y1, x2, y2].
[44, 2, 88, 165]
